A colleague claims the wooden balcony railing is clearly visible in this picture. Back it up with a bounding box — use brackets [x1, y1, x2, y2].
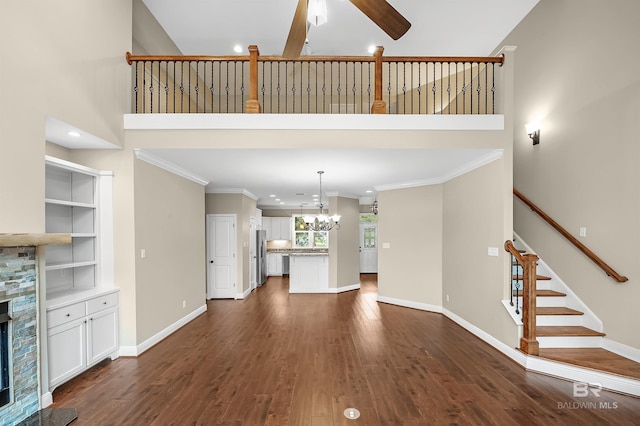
[514, 189, 628, 283]
[505, 240, 539, 355]
[125, 46, 504, 115]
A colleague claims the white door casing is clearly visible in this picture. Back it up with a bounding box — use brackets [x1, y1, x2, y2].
[250, 217, 257, 291]
[359, 222, 378, 273]
[206, 214, 237, 299]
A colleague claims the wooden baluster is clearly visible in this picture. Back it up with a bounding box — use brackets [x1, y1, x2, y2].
[246, 45, 262, 113]
[520, 253, 539, 355]
[371, 46, 386, 114]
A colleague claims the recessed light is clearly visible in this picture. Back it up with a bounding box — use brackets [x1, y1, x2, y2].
[366, 190, 373, 193]
[67, 131, 81, 137]
[270, 194, 276, 197]
[233, 44, 243, 53]
[275, 198, 280, 201]
[279, 202, 285, 205]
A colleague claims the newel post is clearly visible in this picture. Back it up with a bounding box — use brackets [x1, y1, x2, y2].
[520, 253, 539, 355]
[371, 46, 386, 114]
[245, 45, 262, 113]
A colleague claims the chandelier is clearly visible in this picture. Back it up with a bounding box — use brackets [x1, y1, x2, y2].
[304, 171, 341, 231]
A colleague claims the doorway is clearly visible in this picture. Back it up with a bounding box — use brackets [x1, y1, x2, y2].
[206, 214, 237, 299]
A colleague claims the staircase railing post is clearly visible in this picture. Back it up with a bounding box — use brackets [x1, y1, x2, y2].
[245, 45, 262, 113]
[371, 46, 386, 114]
[520, 253, 539, 355]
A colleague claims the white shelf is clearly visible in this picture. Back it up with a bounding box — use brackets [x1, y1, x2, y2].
[45, 198, 96, 209]
[46, 260, 98, 271]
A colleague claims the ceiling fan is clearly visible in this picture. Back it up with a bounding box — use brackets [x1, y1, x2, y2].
[282, 0, 411, 58]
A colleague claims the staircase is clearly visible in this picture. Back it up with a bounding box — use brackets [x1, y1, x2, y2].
[510, 242, 640, 384]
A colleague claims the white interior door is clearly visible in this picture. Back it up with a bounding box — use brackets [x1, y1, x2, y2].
[359, 223, 378, 273]
[250, 217, 257, 291]
[207, 214, 237, 299]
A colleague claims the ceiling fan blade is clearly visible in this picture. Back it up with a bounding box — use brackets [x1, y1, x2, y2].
[283, 0, 308, 58]
[349, 0, 411, 40]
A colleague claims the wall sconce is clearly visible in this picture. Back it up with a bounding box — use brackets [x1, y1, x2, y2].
[525, 123, 541, 145]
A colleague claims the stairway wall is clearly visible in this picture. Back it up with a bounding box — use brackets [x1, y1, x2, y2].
[502, 0, 640, 350]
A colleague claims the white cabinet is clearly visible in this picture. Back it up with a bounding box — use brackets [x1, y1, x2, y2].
[45, 156, 114, 295]
[262, 217, 273, 240]
[267, 253, 283, 276]
[289, 255, 329, 293]
[47, 290, 119, 389]
[263, 217, 291, 241]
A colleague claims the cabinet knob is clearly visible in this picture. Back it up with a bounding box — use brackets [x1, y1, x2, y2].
[65, 313, 70, 317]
[103, 301, 107, 305]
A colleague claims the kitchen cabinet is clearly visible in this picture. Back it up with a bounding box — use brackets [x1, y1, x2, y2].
[263, 217, 291, 241]
[267, 252, 283, 276]
[47, 290, 119, 389]
[289, 254, 329, 293]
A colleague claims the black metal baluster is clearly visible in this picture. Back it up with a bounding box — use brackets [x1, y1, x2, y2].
[417, 62, 422, 114]
[401, 62, 406, 114]
[432, 62, 436, 114]
[133, 61, 139, 113]
[277, 62, 281, 113]
[447, 62, 451, 114]
[322, 62, 326, 113]
[367, 61, 371, 114]
[241, 61, 246, 113]
[484, 62, 488, 114]
[336, 61, 341, 113]
[476, 62, 481, 114]
[210, 61, 214, 113]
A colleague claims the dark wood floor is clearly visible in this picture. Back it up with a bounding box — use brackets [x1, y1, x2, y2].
[52, 275, 640, 425]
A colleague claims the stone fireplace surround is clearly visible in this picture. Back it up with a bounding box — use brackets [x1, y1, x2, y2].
[0, 234, 70, 425]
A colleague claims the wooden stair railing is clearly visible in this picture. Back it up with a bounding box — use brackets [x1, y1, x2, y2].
[505, 240, 539, 355]
[514, 189, 628, 283]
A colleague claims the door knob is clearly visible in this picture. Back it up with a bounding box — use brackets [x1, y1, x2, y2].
[210, 260, 214, 263]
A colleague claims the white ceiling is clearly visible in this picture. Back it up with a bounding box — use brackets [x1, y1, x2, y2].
[46, 1, 538, 209]
[144, 148, 501, 208]
[141, 0, 538, 57]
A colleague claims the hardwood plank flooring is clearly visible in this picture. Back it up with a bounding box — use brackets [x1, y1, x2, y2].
[52, 274, 640, 425]
[538, 348, 640, 381]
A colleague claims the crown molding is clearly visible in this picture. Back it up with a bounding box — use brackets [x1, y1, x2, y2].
[133, 149, 209, 186]
[375, 149, 504, 191]
[206, 188, 258, 201]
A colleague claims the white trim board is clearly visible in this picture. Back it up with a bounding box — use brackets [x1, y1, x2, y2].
[119, 304, 207, 357]
[289, 283, 361, 294]
[134, 148, 209, 186]
[124, 113, 505, 131]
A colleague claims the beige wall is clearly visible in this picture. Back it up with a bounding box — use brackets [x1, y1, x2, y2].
[442, 159, 517, 347]
[0, 0, 131, 232]
[328, 196, 360, 289]
[502, 0, 640, 348]
[133, 159, 206, 343]
[377, 185, 443, 307]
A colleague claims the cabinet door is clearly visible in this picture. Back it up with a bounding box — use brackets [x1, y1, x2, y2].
[279, 218, 291, 240]
[48, 318, 87, 388]
[87, 307, 119, 366]
[262, 217, 272, 240]
[274, 253, 283, 275]
[267, 253, 277, 276]
[271, 219, 281, 240]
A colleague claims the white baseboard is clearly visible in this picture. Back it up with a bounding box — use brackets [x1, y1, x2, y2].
[236, 287, 252, 299]
[603, 338, 640, 363]
[336, 283, 360, 293]
[377, 295, 443, 314]
[289, 283, 361, 294]
[443, 308, 527, 365]
[41, 391, 53, 408]
[119, 304, 207, 357]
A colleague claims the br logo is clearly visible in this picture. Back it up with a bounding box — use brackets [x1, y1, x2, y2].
[573, 382, 602, 398]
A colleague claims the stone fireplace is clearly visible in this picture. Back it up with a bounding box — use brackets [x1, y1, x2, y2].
[0, 234, 70, 425]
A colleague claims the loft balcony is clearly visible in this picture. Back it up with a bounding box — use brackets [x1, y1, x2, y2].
[125, 46, 506, 117]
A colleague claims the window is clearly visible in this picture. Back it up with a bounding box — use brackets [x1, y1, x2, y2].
[293, 216, 328, 248]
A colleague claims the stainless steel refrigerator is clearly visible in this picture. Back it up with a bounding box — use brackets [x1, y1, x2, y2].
[256, 230, 268, 286]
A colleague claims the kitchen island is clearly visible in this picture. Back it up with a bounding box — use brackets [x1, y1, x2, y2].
[289, 252, 329, 293]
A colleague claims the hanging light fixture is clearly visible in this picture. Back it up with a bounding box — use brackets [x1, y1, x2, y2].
[307, 0, 328, 27]
[304, 171, 341, 231]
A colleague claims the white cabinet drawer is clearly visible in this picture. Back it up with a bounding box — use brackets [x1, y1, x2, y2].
[47, 302, 86, 328]
[87, 292, 118, 315]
